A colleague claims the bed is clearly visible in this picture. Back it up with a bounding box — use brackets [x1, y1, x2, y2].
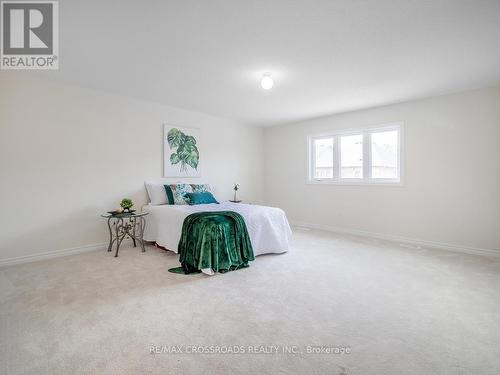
[143, 201, 292, 256]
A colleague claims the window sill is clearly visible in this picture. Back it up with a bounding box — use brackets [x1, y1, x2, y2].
[307, 179, 404, 187]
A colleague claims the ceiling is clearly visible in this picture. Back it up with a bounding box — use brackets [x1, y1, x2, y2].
[37, 0, 500, 126]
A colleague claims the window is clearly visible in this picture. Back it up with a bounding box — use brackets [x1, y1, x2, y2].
[340, 134, 363, 178]
[313, 137, 334, 178]
[371, 130, 398, 179]
[308, 123, 402, 185]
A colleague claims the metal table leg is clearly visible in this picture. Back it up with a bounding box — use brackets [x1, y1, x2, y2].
[115, 218, 126, 257]
[131, 216, 137, 247]
[106, 217, 115, 252]
[138, 216, 146, 252]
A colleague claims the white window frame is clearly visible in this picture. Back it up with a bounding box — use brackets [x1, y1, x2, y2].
[307, 122, 404, 186]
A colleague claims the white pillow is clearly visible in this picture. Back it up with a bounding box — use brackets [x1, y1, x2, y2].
[145, 181, 168, 205]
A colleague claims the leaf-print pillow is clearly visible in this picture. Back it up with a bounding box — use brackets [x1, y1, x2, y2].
[169, 184, 193, 205]
[190, 184, 212, 194]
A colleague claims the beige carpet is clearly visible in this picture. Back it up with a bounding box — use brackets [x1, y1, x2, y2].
[1, 228, 500, 375]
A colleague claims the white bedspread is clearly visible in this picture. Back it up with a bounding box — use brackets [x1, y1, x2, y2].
[143, 202, 292, 256]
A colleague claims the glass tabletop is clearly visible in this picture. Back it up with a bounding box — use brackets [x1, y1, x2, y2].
[101, 211, 149, 218]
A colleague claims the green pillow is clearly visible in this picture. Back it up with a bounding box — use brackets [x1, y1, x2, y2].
[184, 192, 219, 205]
[164, 185, 175, 205]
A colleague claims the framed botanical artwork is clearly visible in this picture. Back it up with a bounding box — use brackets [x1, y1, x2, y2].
[163, 124, 201, 178]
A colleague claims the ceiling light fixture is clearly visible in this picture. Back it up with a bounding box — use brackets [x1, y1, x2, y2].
[260, 73, 274, 90]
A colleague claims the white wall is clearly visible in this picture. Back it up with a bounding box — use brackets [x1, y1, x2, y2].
[2, 74, 499, 263]
[0, 73, 264, 262]
[264, 86, 500, 252]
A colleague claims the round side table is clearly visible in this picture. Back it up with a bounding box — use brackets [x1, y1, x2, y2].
[100, 212, 149, 257]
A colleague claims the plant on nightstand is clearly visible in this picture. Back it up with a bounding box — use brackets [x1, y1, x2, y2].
[231, 183, 241, 203]
[120, 198, 134, 212]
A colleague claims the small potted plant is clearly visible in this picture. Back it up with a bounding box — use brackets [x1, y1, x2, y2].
[120, 198, 134, 213]
[231, 184, 241, 203]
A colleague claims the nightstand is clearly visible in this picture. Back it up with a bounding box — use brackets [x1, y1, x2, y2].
[100, 212, 149, 257]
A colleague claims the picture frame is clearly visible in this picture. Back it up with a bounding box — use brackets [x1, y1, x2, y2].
[163, 124, 201, 178]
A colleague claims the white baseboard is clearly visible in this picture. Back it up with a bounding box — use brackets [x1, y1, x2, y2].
[290, 220, 500, 257]
[2, 223, 498, 267]
[0, 242, 108, 268]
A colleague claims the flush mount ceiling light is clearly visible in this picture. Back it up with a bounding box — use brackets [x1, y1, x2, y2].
[260, 73, 274, 90]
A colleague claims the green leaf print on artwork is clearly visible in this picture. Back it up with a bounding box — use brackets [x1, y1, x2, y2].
[167, 128, 199, 172]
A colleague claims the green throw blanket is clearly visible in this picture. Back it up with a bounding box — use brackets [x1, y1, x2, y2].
[168, 211, 254, 274]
